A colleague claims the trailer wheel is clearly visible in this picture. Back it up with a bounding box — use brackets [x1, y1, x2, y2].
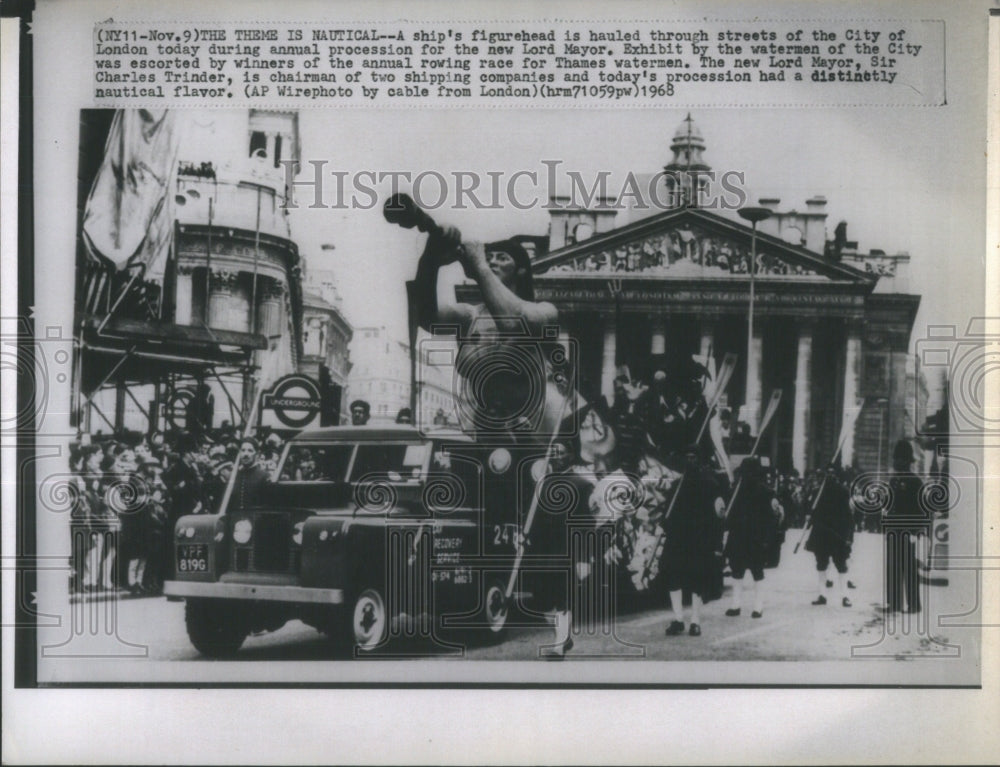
[185, 599, 247, 658]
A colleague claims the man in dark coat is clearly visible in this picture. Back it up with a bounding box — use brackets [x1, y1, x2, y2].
[229, 437, 271, 511]
[163, 433, 202, 516]
[805, 465, 855, 607]
[523, 439, 595, 659]
[723, 456, 784, 618]
[161, 432, 202, 580]
[882, 439, 928, 613]
[662, 445, 725, 637]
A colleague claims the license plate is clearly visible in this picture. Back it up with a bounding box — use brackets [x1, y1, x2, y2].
[177, 543, 208, 573]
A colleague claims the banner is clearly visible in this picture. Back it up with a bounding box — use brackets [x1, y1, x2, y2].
[82, 108, 182, 280]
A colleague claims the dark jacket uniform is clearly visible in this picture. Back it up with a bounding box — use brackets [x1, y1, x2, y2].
[805, 477, 854, 562]
[662, 463, 724, 600]
[231, 464, 271, 510]
[724, 476, 781, 581]
[523, 465, 593, 613]
[884, 472, 929, 532]
[164, 459, 202, 518]
[883, 470, 928, 612]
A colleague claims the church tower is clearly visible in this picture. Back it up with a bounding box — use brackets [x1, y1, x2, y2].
[664, 113, 712, 208]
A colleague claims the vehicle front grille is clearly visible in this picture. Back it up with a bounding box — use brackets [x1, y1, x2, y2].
[231, 512, 294, 574]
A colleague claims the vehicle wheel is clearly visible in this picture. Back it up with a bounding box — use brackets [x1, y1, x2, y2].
[434, 577, 509, 651]
[483, 578, 509, 635]
[184, 599, 247, 658]
[349, 587, 389, 652]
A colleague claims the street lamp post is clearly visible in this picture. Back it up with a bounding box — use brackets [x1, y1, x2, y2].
[737, 206, 772, 433]
[875, 396, 889, 475]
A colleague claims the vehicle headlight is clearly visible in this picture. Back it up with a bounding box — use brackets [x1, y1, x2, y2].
[488, 448, 512, 474]
[233, 519, 253, 544]
[292, 521, 305, 546]
[530, 458, 547, 483]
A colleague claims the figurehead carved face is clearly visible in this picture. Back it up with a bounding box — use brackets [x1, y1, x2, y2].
[486, 249, 521, 289]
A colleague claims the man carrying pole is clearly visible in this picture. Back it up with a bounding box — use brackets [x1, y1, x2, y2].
[793, 400, 865, 555]
[637, 353, 737, 591]
[723, 455, 784, 618]
[661, 443, 726, 638]
[804, 464, 855, 607]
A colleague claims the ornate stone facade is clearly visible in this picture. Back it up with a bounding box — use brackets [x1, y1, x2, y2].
[544, 225, 816, 278]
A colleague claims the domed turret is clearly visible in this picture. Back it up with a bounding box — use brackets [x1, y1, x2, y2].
[664, 114, 712, 207]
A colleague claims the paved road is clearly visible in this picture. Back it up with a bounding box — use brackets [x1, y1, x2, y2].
[78, 532, 964, 667]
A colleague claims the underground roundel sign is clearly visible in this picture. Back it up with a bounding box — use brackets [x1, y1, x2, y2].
[262, 374, 322, 429]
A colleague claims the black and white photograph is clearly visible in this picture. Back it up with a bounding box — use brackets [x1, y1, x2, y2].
[4, 0, 999, 763]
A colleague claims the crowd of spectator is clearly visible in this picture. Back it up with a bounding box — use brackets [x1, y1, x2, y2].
[67, 424, 288, 596]
[65, 361, 884, 598]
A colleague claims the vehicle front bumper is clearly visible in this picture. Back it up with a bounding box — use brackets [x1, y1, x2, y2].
[163, 580, 345, 604]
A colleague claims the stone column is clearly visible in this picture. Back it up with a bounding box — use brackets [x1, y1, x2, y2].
[264, 132, 276, 162]
[699, 321, 715, 361]
[255, 279, 283, 338]
[745, 325, 764, 434]
[841, 324, 863, 468]
[174, 268, 193, 325]
[208, 269, 249, 332]
[792, 322, 813, 474]
[600, 317, 617, 402]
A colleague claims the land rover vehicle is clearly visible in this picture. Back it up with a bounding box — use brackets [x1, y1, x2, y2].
[164, 426, 538, 656]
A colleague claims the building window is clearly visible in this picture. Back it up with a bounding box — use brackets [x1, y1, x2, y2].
[249, 131, 266, 158]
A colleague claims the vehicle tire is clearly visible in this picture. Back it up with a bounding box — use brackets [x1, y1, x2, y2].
[442, 575, 510, 649]
[185, 599, 247, 658]
[348, 587, 389, 652]
[483, 577, 509, 635]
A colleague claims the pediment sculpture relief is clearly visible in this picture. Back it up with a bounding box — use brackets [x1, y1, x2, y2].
[543, 226, 815, 277]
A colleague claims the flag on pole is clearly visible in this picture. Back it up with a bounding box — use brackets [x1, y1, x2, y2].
[697, 352, 734, 482]
[833, 398, 866, 469]
[82, 109, 183, 281]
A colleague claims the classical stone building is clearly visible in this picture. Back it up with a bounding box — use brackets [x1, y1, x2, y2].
[460, 116, 920, 474]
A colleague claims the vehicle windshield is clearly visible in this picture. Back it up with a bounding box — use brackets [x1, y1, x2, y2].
[350, 442, 430, 483]
[278, 443, 354, 482]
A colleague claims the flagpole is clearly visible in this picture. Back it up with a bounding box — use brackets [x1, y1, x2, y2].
[218, 334, 281, 517]
[737, 207, 772, 434]
[250, 185, 261, 336]
[205, 196, 213, 316]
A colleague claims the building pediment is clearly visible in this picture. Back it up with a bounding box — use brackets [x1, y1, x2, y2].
[534, 207, 875, 286]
